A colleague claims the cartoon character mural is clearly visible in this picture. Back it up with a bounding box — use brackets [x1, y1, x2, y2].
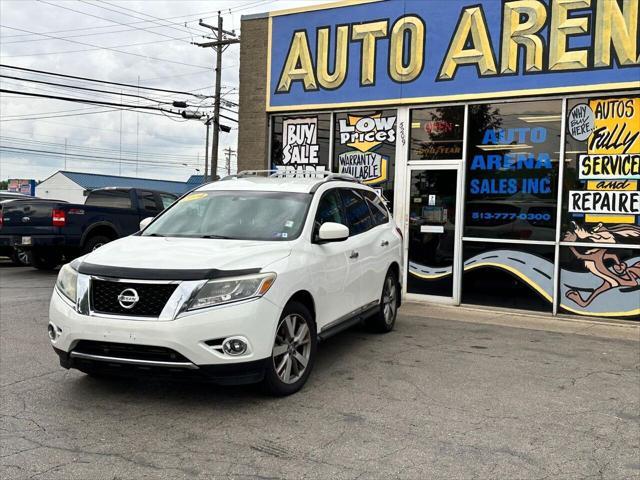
[563, 222, 640, 309]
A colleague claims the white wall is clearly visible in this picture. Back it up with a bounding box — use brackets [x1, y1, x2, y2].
[36, 173, 86, 204]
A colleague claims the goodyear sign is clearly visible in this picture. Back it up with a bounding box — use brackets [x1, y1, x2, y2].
[267, 0, 640, 111]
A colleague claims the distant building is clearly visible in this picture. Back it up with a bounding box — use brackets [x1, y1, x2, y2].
[36, 171, 194, 204]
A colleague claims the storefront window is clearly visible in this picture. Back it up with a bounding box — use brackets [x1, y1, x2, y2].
[271, 114, 331, 175]
[560, 95, 640, 319]
[334, 109, 396, 211]
[464, 100, 561, 241]
[559, 246, 640, 320]
[410, 106, 464, 160]
[462, 242, 555, 312]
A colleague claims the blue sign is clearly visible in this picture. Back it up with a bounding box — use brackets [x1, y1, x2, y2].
[267, 0, 640, 111]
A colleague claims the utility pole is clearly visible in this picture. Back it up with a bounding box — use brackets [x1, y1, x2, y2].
[193, 13, 239, 181]
[204, 119, 210, 182]
[224, 147, 236, 175]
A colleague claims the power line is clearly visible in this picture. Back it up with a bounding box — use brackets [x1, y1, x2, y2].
[0, 88, 189, 115]
[36, 0, 194, 45]
[1, 136, 203, 162]
[0, 64, 214, 97]
[0, 74, 199, 105]
[0, 24, 210, 70]
[0, 146, 200, 168]
[81, 0, 196, 37]
[0, 8, 223, 39]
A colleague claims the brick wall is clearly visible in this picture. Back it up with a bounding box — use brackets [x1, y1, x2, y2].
[237, 16, 269, 172]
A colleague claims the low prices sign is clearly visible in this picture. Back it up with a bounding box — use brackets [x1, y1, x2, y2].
[337, 113, 395, 184]
[569, 98, 640, 224]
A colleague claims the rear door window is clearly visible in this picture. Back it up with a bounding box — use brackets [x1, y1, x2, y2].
[137, 190, 159, 214]
[158, 193, 177, 210]
[339, 189, 373, 236]
[363, 190, 389, 226]
[84, 190, 132, 209]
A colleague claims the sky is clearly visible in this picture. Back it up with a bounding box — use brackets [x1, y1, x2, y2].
[0, 0, 325, 183]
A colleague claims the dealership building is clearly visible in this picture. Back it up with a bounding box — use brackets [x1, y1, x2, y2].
[237, 0, 640, 319]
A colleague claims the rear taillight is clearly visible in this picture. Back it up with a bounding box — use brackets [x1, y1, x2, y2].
[0, 208, 3, 229]
[52, 209, 66, 227]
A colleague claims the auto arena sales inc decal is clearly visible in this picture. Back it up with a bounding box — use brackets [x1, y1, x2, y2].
[337, 113, 395, 184]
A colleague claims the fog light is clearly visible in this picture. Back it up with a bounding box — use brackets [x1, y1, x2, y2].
[48, 323, 57, 341]
[222, 338, 247, 356]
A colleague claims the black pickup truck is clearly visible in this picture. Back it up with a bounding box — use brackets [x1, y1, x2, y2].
[0, 188, 178, 269]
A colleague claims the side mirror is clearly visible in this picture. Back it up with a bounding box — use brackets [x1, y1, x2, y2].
[139, 217, 154, 231]
[317, 222, 349, 243]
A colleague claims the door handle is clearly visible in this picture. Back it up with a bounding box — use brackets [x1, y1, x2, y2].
[349, 250, 359, 259]
[380, 240, 389, 247]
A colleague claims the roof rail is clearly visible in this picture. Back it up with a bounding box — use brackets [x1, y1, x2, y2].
[220, 170, 360, 183]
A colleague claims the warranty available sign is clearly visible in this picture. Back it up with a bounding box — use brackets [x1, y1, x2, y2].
[337, 113, 395, 184]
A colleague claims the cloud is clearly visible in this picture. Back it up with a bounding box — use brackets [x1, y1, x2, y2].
[0, 0, 323, 182]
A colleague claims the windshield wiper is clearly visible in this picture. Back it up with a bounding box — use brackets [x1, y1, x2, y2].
[145, 233, 165, 237]
[199, 234, 236, 239]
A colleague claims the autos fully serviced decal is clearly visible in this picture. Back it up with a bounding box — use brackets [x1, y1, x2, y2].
[562, 97, 640, 318]
[337, 112, 395, 184]
[268, 0, 639, 110]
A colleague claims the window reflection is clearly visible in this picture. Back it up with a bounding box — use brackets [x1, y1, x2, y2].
[410, 106, 464, 160]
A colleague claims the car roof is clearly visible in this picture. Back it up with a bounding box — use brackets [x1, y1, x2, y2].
[197, 174, 368, 194]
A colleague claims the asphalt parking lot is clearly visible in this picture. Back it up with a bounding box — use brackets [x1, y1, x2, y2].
[1, 261, 639, 480]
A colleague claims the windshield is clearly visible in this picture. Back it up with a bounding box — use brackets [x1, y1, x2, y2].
[142, 190, 310, 241]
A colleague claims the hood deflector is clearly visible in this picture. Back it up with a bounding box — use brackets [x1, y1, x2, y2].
[77, 262, 261, 281]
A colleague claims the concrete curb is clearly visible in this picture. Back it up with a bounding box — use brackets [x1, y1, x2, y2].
[399, 302, 640, 342]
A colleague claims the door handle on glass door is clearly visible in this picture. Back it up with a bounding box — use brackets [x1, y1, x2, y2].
[380, 240, 389, 247]
[349, 250, 359, 259]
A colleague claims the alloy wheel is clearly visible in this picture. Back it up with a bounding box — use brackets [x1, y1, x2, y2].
[16, 249, 29, 265]
[272, 314, 311, 384]
[382, 276, 397, 325]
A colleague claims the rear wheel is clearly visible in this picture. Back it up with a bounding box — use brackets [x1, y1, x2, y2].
[366, 269, 399, 333]
[262, 301, 316, 396]
[82, 235, 112, 254]
[10, 248, 30, 266]
[31, 249, 62, 270]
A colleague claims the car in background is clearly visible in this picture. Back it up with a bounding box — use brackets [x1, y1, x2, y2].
[48, 172, 403, 395]
[0, 195, 45, 266]
[0, 187, 178, 269]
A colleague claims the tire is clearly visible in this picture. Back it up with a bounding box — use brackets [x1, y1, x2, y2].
[82, 235, 112, 254]
[31, 249, 62, 270]
[10, 248, 30, 266]
[366, 269, 399, 333]
[262, 301, 317, 396]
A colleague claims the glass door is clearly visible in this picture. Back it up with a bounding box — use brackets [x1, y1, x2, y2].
[405, 165, 462, 302]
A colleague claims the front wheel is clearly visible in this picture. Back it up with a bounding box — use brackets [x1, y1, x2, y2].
[262, 301, 316, 396]
[366, 269, 399, 333]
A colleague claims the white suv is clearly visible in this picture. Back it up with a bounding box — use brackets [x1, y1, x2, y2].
[48, 172, 403, 395]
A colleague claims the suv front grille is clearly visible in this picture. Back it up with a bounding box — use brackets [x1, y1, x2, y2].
[73, 340, 190, 362]
[91, 279, 177, 317]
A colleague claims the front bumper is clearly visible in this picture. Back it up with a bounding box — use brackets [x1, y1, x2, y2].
[49, 290, 282, 384]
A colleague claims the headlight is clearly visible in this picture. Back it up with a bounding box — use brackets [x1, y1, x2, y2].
[55, 263, 78, 303]
[188, 272, 276, 310]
